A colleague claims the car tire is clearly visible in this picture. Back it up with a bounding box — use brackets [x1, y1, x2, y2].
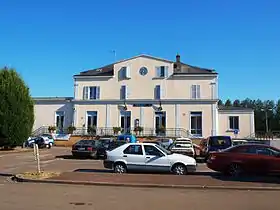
[48, 143, 53, 149]
[172, 163, 187, 175]
[227, 163, 242, 177]
[114, 162, 127, 174]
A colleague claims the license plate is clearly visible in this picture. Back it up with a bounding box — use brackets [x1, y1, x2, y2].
[78, 148, 85, 151]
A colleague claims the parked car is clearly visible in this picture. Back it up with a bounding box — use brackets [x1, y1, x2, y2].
[72, 140, 99, 158]
[142, 140, 164, 148]
[168, 138, 196, 158]
[206, 144, 280, 176]
[199, 136, 233, 159]
[117, 134, 137, 143]
[156, 138, 173, 149]
[103, 143, 197, 175]
[232, 139, 248, 146]
[96, 139, 127, 159]
[25, 136, 53, 149]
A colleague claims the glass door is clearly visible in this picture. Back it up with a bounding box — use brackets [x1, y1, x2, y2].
[190, 112, 202, 137]
[87, 111, 98, 134]
[55, 111, 64, 134]
[155, 111, 166, 136]
[120, 111, 131, 134]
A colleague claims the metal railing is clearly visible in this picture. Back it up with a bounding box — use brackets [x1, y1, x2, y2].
[32, 126, 191, 138]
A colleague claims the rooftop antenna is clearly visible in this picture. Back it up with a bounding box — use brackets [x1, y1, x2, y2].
[111, 50, 117, 62]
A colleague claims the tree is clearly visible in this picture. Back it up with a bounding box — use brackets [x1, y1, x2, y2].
[233, 99, 241, 107]
[218, 100, 223, 106]
[224, 99, 232, 107]
[0, 67, 34, 148]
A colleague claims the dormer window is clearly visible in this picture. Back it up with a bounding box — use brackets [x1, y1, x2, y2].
[121, 66, 131, 79]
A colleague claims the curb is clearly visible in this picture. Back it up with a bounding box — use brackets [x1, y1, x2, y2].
[13, 175, 280, 191]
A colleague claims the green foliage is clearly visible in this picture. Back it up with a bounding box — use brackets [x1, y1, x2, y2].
[48, 126, 56, 133]
[67, 125, 76, 134]
[113, 127, 121, 134]
[0, 67, 34, 147]
[224, 99, 232, 107]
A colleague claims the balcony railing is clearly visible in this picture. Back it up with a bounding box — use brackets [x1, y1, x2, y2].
[32, 126, 191, 138]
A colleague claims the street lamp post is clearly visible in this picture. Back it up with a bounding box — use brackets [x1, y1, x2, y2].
[261, 108, 273, 133]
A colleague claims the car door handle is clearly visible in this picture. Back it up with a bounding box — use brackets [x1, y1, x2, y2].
[123, 155, 127, 157]
[146, 157, 150, 159]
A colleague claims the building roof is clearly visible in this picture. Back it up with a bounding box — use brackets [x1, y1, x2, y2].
[74, 54, 217, 77]
[218, 106, 254, 111]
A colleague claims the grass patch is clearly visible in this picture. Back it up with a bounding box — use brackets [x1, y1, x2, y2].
[18, 171, 61, 180]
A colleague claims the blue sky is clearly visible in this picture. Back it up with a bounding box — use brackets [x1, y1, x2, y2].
[0, 0, 279, 101]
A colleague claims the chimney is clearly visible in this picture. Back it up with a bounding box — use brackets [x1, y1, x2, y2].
[174, 54, 181, 73]
[176, 54, 180, 63]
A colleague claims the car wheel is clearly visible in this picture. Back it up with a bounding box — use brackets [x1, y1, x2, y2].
[172, 163, 187, 175]
[227, 163, 242, 177]
[114, 162, 127, 174]
[48, 143, 53, 149]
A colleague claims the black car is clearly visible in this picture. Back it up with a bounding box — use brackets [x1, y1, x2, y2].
[97, 140, 127, 159]
[72, 140, 100, 158]
[72, 139, 124, 159]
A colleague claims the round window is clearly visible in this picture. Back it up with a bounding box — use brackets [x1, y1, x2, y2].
[139, 67, 148, 76]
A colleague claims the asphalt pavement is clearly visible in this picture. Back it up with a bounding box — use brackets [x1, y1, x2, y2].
[0, 182, 280, 210]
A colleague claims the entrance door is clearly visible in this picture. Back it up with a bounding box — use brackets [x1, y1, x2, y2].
[55, 111, 65, 134]
[190, 112, 202, 137]
[87, 111, 97, 134]
[155, 111, 166, 136]
[120, 111, 131, 134]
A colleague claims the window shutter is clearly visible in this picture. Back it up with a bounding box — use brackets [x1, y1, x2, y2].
[197, 85, 201, 99]
[155, 85, 161, 100]
[155, 67, 160, 77]
[125, 66, 131, 78]
[164, 66, 169, 78]
[124, 85, 128, 99]
[96, 86, 100, 99]
[160, 85, 164, 98]
[191, 85, 196, 99]
[83, 86, 89, 100]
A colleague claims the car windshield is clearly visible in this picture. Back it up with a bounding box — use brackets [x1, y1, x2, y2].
[155, 144, 172, 155]
[209, 136, 232, 147]
[173, 142, 192, 148]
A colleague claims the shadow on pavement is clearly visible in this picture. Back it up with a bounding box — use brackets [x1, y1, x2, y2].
[0, 173, 13, 177]
[72, 168, 280, 184]
[211, 174, 280, 184]
[74, 169, 112, 173]
[56, 155, 92, 160]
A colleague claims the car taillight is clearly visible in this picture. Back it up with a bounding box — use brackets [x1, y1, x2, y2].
[87, 147, 93, 151]
[209, 155, 216, 160]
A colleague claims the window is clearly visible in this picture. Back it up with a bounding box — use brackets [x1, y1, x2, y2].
[120, 85, 127, 100]
[190, 112, 202, 136]
[144, 145, 164, 156]
[229, 116, 239, 130]
[191, 85, 201, 99]
[123, 145, 143, 155]
[154, 85, 161, 100]
[155, 66, 168, 78]
[121, 66, 131, 79]
[87, 111, 97, 130]
[83, 86, 100, 100]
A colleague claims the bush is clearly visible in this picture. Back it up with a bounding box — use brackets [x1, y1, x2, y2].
[0, 67, 34, 148]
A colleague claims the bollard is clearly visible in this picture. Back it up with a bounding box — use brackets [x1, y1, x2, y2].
[35, 144, 41, 173]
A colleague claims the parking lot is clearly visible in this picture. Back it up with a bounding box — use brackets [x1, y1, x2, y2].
[0, 147, 211, 175]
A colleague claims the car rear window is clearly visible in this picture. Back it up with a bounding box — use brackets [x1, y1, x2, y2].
[75, 140, 96, 146]
[173, 142, 192, 148]
[209, 136, 232, 147]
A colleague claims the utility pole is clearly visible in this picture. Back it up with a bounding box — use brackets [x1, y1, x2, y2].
[261, 108, 273, 133]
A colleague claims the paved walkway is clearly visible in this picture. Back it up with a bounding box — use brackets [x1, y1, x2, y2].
[48, 171, 280, 188]
[1, 182, 280, 210]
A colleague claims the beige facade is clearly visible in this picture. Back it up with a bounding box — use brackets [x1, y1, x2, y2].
[33, 54, 255, 138]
